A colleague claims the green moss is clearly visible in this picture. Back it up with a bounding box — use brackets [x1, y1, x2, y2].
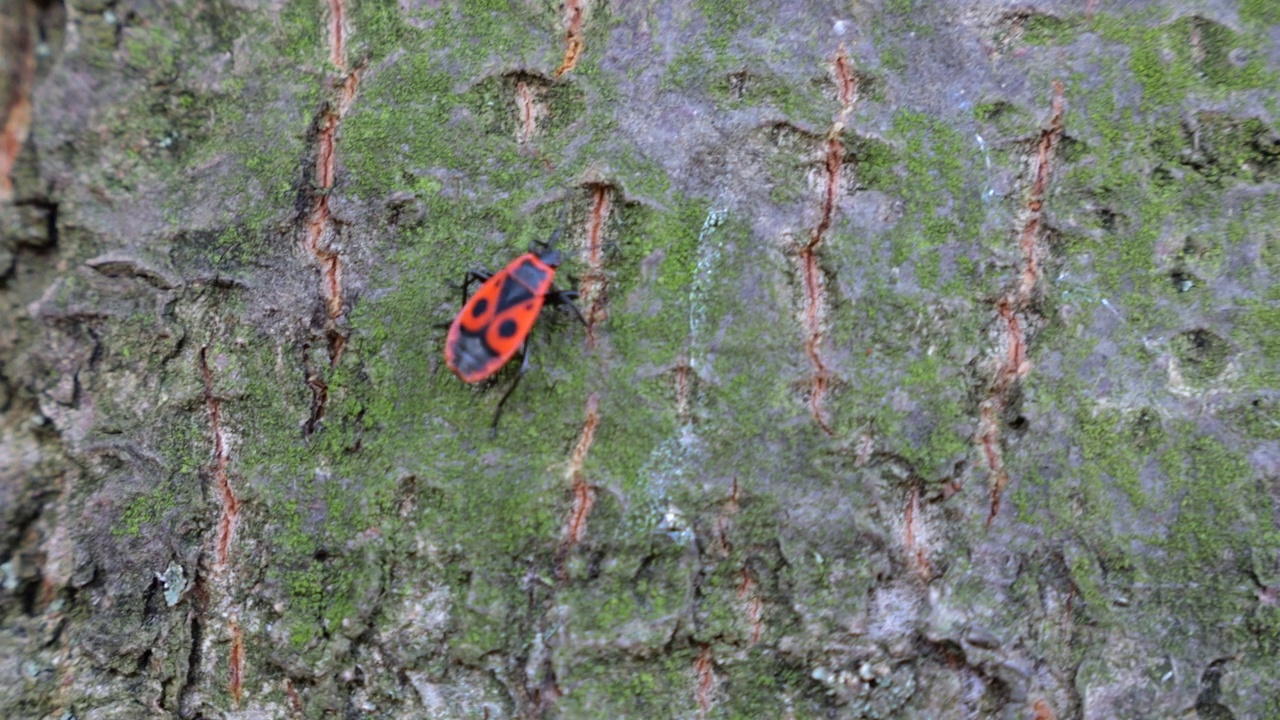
[706, 67, 828, 126]
[356, 1, 548, 69]
[972, 100, 1007, 123]
[1073, 409, 1158, 514]
[66, 4, 291, 202]
[268, 0, 326, 65]
[121, 25, 181, 79]
[1091, 14, 1276, 111]
[1222, 396, 1280, 440]
[880, 46, 907, 75]
[895, 353, 970, 474]
[1153, 113, 1280, 187]
[1240, 285, 1280, 387]
[1170, 329, 1233, 388]
[1155, 432, 1267, 593]
[114, 480, 184, 538]
[666, 4, 833, 126]
[1242, 0, 1280, 27]
[611, 148, 673, 201]
[555, 652, 707, 717]
[884, 0, 917, 15]
[336, 1, 600, 201]
[1050, 72, 1226, 338]
[144, 15, 320, 232]
[1066, 550, 1110, 615]
[718, 651, 807, 718]
[1249, 605, 1280, 654]
[878, 109, 983, 291]
[1022, 13, 1072, 46]
[847, 132, 897, 193]
[1032, 403, 1280, 643]
[695, 0, 749, 36]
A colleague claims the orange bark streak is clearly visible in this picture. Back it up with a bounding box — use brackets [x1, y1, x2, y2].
[1033, 699, 1057, 720]
[561, 394, 600, 552]
[737, 569, 764, 644]
[981, 82, 1063, 525]
[327, 0, 346, 69]
[833, 47, 857, 108]
[554, 0, 585, 77]
[903, 483, 932, 581]
[0, 3, 36, 201]
[515, 80, 537, 143]
[695, 645, 715, 719]
[798, 48, 858, 434]
[229, 620, 245, 706]
[199, 345, 240, 569]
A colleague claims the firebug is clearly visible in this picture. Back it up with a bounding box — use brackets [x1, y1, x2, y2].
[445, 232, 585, 432]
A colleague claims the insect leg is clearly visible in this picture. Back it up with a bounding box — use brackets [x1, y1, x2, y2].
[490, 337, 532, 436]
[532, 203, 571, 253]
[436, 268, 495, 330]
[460, 268, 493, 305]
[546, 287, 587, 327]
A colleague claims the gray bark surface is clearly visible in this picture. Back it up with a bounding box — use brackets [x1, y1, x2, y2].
[2, 0, 1279, 718]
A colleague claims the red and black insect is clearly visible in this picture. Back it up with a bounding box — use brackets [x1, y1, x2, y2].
[445, 235, 585, 432]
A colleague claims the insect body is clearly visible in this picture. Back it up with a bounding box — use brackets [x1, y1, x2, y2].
[445, 242, 584, 431]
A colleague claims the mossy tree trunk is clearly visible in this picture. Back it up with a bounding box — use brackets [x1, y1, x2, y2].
[2, 1, 1279, 718]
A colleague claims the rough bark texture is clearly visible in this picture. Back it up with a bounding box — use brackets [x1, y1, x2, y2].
[2, 0, 1280, 718]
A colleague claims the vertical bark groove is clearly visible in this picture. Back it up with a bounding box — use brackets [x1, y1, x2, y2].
[979, 80, 1064, 526]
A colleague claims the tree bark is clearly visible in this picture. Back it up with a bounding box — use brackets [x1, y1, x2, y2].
[2, 1, 1279, 718]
